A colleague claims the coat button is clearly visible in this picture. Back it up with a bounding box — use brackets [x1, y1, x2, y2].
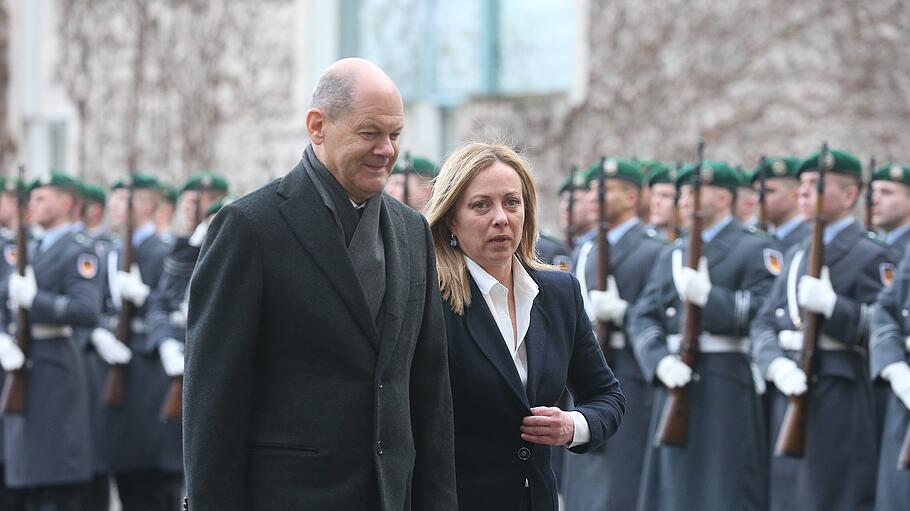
[517, 446, 530, 460]
[378, 379, 384, 390]
[377, 441, 384, 456]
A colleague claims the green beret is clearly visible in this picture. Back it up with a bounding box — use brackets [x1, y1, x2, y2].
[796, 149, 862, 178]
[159, 183, 179, 204]
[676, 160, 739, 191]
[206, 195, 234, 217]
[180, 172, 230, 194]
[872, 164, 910, 187]
[648, 164, 679, 187]
[583, 157, 644, 188]
[111, 173, 161, 191]
[558, 169, 590, 195]
[639, 160, 668, 178]
[28, 171, 82, 193]
[81, 183, 107, 204]
[392, 155, 438, 178]
[751, 156, 800, 183]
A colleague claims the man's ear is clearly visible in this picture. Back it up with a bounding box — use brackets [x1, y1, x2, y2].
[306, 109, 327, 145]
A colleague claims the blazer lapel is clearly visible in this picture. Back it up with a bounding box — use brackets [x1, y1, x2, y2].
[464, 277, 529, 408]
[524, 273, 551, 406]
[276, 162, 380, 346]
[375, 198, 409, 375]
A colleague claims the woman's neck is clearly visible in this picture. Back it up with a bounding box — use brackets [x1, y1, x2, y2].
[485, 259, 513, 290]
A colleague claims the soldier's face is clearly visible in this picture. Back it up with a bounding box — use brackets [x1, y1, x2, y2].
[872, 181, 910, 232]
[678, 185, 728, 227]
[798, 172, 859, 220]
[385, 174, 433, 211]
[757, 178, 799, 226]
[735, 187, 757, 223]
[591, 179, 637, 225]
[448, 162, 525, 273]
[29, 187, 72, 229]
[0, 192, 16, 225]
[649, 183, 676, 227]
[308, 87, 403, 203]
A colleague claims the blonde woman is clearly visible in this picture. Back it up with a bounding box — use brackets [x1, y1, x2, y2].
[426, 143, 625, 511]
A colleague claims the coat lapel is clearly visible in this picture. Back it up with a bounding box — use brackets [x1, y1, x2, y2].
[824, 221, 861, 268]
[276, 162, 380, 347]
[375, 198, 410, 375]
[464, 277, 529, 408]
[703, 220, 738, 265]
[610, 223, 639, 271]
[524, 271, 551, 406]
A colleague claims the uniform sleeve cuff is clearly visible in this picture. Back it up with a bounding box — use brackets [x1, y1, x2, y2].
[565, 410, 591, 448]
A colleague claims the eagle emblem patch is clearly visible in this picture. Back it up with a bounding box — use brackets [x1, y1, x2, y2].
[763, 248, 783, 276]
[3, 245, 15, 267]
[880, 262, 896, 287]
[77, 254, 98, 279]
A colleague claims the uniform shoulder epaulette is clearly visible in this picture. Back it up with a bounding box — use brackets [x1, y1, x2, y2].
[644, 228, 659, 239]
[743, 225, 773, 240]
[863, 230, 888, 246]
[73, 232, 92, 247]
[673, 237, 685, 246]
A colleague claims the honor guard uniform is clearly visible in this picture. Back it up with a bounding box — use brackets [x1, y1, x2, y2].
[645, 163, 680, 241]
[869, 247, 910, 511]
[94, 174, 182, 510]
[561, 158, 666, 511]
[751, 149, 890, 511]
[628, 161, 776, 511]
[752, 157, 811, 252]
[0, 172, 102, 510]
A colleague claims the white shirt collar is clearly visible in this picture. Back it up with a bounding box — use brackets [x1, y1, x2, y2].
[464, 255, 539, 299]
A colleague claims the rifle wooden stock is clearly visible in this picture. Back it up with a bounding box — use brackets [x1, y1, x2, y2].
[899, 421, 910, 470]
[160, 375, 183, 421]
[655, 141, 705, 447]
[565, 164, 578, 250]
[103, 175, 136, 407]
[774, 143, 828, 458]
[595, 157, 614, 359]
[1, 165, 32, 415]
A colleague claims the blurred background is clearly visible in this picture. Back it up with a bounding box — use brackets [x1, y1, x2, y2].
[3, 0, 910, 230]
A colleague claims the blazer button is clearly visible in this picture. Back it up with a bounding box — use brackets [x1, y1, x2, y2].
[377, 441, 384, 456]
[378, 379, 384, 390]
[517, 446, 531, 461]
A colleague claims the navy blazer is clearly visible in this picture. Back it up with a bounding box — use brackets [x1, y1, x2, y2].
[443, 267, 625, 511]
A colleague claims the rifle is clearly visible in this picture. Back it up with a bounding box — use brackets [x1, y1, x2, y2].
[102, 172, 137, 407]
[775, 142, 829, 457]
[565, 163, 578, 250]
[670, 161, 683, 242]
[595, 157, 615, 360]
[865, 157, 875, 230]
[757, 156, 768, 232]
[0, 165, 32, 414]
[159, 183, 204, 422]
[655, 139, 705, 447]
[401, 151, 411, 209]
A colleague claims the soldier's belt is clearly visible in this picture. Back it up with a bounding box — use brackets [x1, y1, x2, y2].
[778, 330, 849, 351]
[667, 333, 749, 353]
[607, 332, 625, 349]
[30, 324, 74, 340]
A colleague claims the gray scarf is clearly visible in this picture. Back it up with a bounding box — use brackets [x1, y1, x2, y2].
[304, 146, 386, 321]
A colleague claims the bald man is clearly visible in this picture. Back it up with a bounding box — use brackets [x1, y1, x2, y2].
[184, 59, 457, 510]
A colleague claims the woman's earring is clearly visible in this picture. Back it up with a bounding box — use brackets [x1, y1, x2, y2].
[449, 234, 458, 247]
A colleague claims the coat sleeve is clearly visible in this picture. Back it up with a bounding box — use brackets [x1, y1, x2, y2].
[408, 218, 458, 510]
[702, 237, 775, 336]
[628, 248, 673, 382]
[30, 247, 102, 327]
[184, 205, 263, 510]
[565, 272, 625, 454]
[822, 246, 890, 345]
[870, 251, 910, 379]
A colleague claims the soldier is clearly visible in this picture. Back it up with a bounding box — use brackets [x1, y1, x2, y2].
[0, 176, 17, 239]
[0, 172, 102, 510]
[155, 183, 178, 238]
[869, 246, 910, 511]
[95, 174, 180, 510]
[384, 154, 437, 213]
[80, 184, 110, 243]
[646, 163, 679, 241]
[561, 158, 665, 511]
[751, 157, 809, 252]
[871, 163, 910, 261]
[629, 160, 776, 511]
[751, 149, 889, 511]
[559, 167, 595, 249]
[736, 166, 760, 227]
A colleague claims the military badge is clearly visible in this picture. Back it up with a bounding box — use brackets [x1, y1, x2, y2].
[3, 245, 15, 266]
[701, 166, 714, 183]
[4, 180, 15, 192]
[822, 152, 835, 169]
[40, 173, 53, 186]
[890, 165, 904, 181]
[772, 160, 787, 176]
[763, 248, 783, 276]
[669, 168, 678, 180]
[880, 262, 896, 287]
[605, 160, 618, 176]
[77, 254, 98, 279]
[572, 174, 586, 187]
[201, 175, 213, 188]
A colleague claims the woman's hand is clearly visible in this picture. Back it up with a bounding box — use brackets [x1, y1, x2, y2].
[520, 406, 575, 446]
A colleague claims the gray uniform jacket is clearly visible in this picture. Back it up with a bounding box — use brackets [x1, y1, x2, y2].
[184, 158, 457, 511]
[776, 220, 811, 253]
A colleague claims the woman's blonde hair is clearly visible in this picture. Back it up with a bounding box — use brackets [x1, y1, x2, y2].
[426, 142, 551, 315]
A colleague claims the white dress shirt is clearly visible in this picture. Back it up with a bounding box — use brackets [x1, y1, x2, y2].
[464, 255, 591, 448]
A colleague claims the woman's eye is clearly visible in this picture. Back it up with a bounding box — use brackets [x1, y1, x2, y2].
[471, 201, 488, 210]
[506, 197, 521, 207]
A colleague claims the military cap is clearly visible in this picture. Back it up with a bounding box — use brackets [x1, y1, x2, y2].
[648, 164, 679, 187]
[206, 195, 234, 217]
[676, 160, 740, 191]
[160, 183, 179, 204]
[0, 176, 22, 194]
[638, 159, 668, 178]
[111, 173, 161, 190]
[796, 149, 862, 178]
[558, 169, 590, 195]
[392, 156, 438, 178]
[28, 171, 82, 192]
[81, 183, 107, 204]
[583, 157, 644, 188]
[872, 163, 910, 187]
[180, 172, 230, 194]
[751, 156, 800, 183]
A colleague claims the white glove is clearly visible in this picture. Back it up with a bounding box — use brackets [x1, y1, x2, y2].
[188, 220, 209, 247]
[674, 257, 711, 307]
[905, 336, 910, 353]
[798, 267, 836, 318]
[90, 328, 132, 365]
[117, 263, 150, 307]
[8, 266, 37, 310]
[589, 276, 628, 325]
[882, 361, 910, 411]
[767, 357, 807, 396]
[656, 355, 692, 388]
[778, 330, 803, 351]
[0, 332, 24, 371]
[159, 338, 185, 377]
[169, 309, 187, 329]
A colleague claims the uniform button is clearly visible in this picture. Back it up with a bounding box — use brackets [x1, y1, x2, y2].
[377, 441, 384, 456]
[775, 308, 785, 318]
[517, 446, 530, 460]
[902, 309, 909, 318]
[666, 307, 676, 318]
[378, 379, 384, 390]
